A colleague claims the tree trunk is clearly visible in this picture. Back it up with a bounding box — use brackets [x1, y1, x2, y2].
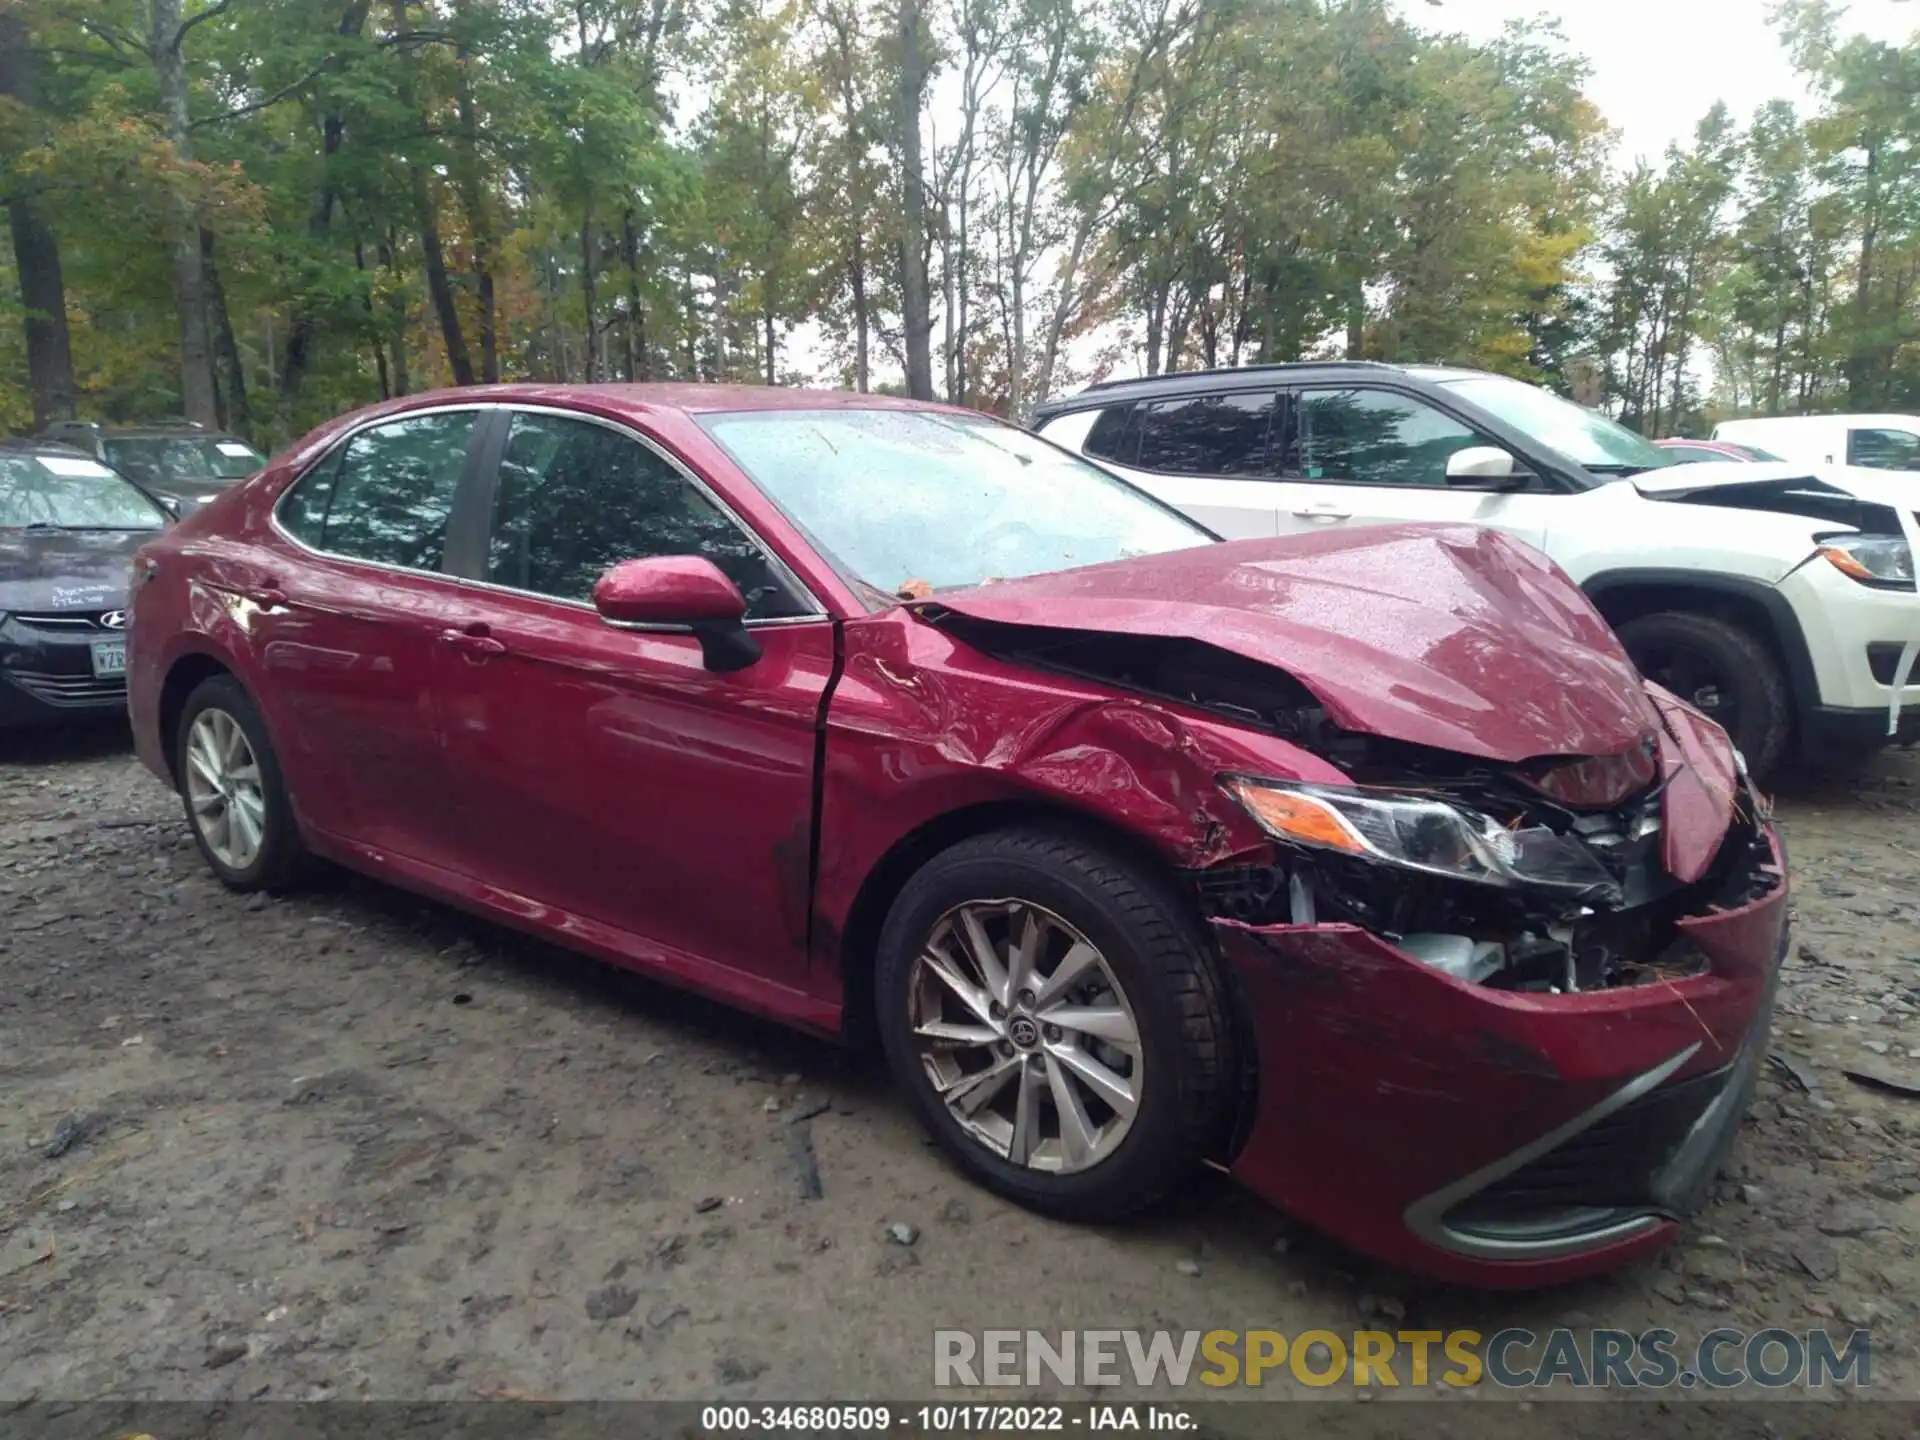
[150, 0, 218, 425]
[622, 209, 644, 381]
[953, 172, 969, 404]
[360, 242, 392, 396]
[389, 0, 472, 386]
[0, 13, 78, 428]
[4, 196, 77, 428]
[764, 310, 776, 385]
[895, 0, 934, 400]
[379, 232, 411, 395]
[280, 0, 371, 396]
[201, 228, 248, 427]
[452, 5, 498, 382]
[414, 164, 475, 385]
[579, 207, 599, 382]
[1847, 142, 1880, 408]
[850, 232, 871, 392]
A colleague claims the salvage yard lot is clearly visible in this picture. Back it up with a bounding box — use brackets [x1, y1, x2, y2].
[3, 725, 1919, 1409]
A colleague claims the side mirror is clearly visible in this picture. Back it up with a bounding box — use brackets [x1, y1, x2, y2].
[158, 495, 184, 519]
[592, 555, 761, 673]
[1445, 445, 1525, 490]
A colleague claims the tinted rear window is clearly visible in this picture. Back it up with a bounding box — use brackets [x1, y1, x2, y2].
[1084, 405, 1136, 464]
[1133, 391, 1280, 476]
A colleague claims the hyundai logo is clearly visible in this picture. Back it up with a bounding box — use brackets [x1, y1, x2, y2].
[100, 610, 129, 630]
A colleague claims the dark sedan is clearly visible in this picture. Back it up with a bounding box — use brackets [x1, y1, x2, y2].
[0, 440, 170, 727]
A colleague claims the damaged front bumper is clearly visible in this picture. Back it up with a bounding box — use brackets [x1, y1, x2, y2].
[1211, 825, 1788, 1289]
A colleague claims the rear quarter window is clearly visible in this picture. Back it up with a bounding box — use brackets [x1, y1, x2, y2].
[1083, 405, 1137, 464]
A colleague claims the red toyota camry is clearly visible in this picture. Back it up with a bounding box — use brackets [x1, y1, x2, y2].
[125, 384, 1787, 1288]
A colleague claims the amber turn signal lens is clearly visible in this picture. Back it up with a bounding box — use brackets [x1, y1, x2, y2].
[1819, 545, 1877, 582]
[1226, 782, 1366, 854]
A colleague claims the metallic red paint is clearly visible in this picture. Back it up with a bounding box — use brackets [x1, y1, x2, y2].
[1217, 831, 1786, 1288]
[126, 382, 1789, 1291]
[924, 524, 1661, 764]
[592, 555, 750, 623]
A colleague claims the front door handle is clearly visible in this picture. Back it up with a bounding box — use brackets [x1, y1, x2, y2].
[440, 624, 507, 658]
[1292, 503, 1351, 522]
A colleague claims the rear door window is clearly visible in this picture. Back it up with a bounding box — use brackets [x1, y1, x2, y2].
[1132, 391, 1281, 476]
[278, 411, 479, 571]
[1082, 405, 1137, 465]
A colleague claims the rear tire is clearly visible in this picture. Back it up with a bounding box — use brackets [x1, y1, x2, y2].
[875, 826, 1235, 1223]
[175, 675, 312, 892]
[1617, 611, 1790, 782]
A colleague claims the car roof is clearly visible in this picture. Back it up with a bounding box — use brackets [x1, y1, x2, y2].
[1027, 361, 1497, 418]
[338, 382, 976, 426]
[0, 437, 94, 456]
[1718, 414, 1920, 432]
[88, 425, 254, 440]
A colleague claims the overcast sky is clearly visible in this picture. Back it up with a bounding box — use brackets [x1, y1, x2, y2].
[1396, 0, 1918, 164]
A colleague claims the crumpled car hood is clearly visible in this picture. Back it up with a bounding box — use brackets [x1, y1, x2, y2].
[1632, 458, 1917, 508]
[925, 524, 1661, 764]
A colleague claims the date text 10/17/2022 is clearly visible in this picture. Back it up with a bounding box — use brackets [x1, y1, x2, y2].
[699, 1406, 1198, 1432]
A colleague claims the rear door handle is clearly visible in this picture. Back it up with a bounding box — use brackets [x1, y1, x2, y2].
[1292, 503, 1351, 521]
[242, 578, 288, 609]
[440, 624, 507, 658]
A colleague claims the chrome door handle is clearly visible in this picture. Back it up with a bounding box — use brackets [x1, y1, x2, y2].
[1292, 503, 1351, 521]
[441, 626, 507, 658]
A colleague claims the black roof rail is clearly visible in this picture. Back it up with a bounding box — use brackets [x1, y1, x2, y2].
[1077, 360, 1402, 395]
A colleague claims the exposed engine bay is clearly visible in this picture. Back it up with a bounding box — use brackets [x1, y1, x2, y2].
[929, 614, 1782, 995]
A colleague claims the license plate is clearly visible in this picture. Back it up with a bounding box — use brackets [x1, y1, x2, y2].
[90, 640, 127, 677]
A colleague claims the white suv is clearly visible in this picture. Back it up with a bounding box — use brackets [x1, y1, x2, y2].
[1031, 363, 1920, 780]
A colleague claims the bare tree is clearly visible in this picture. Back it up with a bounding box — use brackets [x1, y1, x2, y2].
[933, 0, 1007, 404]
[894, 0, 935, 398]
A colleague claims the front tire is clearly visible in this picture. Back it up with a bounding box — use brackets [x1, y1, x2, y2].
[175, 675, 311, 892]
[1617, 611, 1791, 781]
[875, 827, 1235, 1222]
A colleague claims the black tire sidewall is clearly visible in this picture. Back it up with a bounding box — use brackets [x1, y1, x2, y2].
[175, 676, 299, 892]
[1619, 612, 1789, 779]
[875, 834, 1217, 1219]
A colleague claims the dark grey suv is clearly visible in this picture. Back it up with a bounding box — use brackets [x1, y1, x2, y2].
[37, 420, 265, 510]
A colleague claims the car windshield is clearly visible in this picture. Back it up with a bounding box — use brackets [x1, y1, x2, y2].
[103, 435, 264, 487]
[0, 453, 169, 529]
[1438, 374, 1675, 476]
[698, 408, 1212, 595]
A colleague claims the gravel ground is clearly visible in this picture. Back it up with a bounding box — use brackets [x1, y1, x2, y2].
[2, 722, 1918, 1420]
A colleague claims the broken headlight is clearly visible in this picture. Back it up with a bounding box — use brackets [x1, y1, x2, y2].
[1222, 777, 1622, 902]
[1819, 533, 1914, 588]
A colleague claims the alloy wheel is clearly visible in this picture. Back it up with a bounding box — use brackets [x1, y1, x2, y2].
[183, 707, 267, 871]
[908, 899, 1143, 1174]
